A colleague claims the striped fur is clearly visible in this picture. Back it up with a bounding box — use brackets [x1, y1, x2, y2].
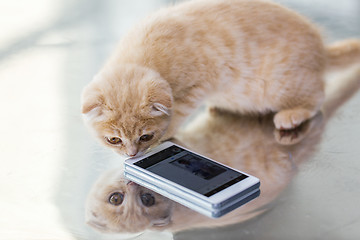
[81, 0, 360, 157]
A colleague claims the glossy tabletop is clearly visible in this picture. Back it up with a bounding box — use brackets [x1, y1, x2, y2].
[0, 0, 359, 239]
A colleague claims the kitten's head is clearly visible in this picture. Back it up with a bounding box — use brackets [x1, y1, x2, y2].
[85, 168, 174, 233]
[81, 64, 172, 157]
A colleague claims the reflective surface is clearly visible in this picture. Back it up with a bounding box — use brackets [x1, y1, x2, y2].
[0, 0, 359, 239]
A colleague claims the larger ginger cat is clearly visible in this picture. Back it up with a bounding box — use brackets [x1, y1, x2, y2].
[85, 66, 360, 234]
[81, 0, 360, 157]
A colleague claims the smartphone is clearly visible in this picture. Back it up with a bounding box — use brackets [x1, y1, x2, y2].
[124, 141, 260, 218]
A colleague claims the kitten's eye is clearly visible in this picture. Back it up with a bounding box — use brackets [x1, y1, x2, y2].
[139, 134, 154, 142]
[109, 192, 124, 206]
[140, 193, 155, 207]
[106, 137, 122, 145]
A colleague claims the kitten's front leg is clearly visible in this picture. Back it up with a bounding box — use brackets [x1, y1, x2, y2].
[271, 72, 325, 130]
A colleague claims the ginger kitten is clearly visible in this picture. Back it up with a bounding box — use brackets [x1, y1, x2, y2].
[81, 0, 360, 157]
[85, 167, 174, 233]
[85, 64, 360, 234]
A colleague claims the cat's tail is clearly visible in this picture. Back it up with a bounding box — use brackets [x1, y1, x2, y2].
[326, 39, 360, 71]
[323, 65, 360, 118]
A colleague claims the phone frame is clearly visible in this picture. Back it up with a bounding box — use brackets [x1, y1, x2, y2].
[124, 141, 260, 209]
[124, 171, 260, 218]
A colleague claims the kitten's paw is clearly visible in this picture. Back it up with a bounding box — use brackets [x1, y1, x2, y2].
[274, 109, 314, 130]
[274, 112, 323, 145]
[274, 122, 309, 145]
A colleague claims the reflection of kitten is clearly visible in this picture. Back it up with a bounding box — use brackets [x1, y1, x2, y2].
[81, 0, 360, 157]
[85, 167, 173, 233]
[85, 65, 360, 233]
[84, 111, 322, 234]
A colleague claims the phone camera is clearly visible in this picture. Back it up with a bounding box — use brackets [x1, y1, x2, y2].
[172, 147, 181, 153]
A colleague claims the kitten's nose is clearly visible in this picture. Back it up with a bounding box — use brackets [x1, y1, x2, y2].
[127, 147, 138, 158]
[127, 181, 138, 186]
[127, 181, 139, 190]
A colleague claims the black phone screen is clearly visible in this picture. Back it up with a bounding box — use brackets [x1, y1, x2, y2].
[134, 145, 248, 197]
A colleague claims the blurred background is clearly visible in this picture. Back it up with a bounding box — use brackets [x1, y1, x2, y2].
[0, 0, 359, 239]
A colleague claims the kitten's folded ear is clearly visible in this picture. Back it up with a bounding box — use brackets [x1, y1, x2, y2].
[148, 80, 173, 117]
[81, 79, 104, 120]
[86, 218, 109, 232]
[152, 103, 171, 116]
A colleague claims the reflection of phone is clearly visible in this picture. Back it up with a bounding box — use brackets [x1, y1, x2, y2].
[124, 141, 260, 218]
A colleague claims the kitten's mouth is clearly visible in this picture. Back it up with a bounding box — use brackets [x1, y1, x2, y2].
[151, 215, 172, 228]
[152, 221, 169, 227]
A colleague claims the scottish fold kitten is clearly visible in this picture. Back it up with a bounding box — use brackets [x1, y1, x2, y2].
[81, 0, 360, 157]
[85, 167, 174, 233]
[85, 64, 360, 234]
